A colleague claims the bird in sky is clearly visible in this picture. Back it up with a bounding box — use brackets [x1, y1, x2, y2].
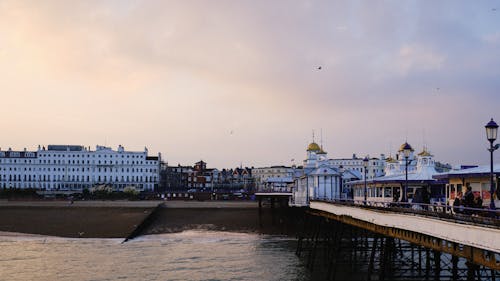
[493, 8, 497, 11]
[230, 130, 234, 135]
[317, 66, 322, 70]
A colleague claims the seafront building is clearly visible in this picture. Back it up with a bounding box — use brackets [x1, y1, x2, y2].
[0, 145, 161, 192]
[252, 166, 295, 191]
[159, 161, 254, 192]
[433, 164, 500, 207]
[329, 154, 386, 179]
[292, 142, 361, 206]
[186, 160, 220, 190]
[350, 144, 445, 204]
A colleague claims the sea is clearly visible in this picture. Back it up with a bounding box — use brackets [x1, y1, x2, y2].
[0, 230, 313, 281]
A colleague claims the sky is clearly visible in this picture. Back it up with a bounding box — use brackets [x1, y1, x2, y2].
[1, 0, 500, 168]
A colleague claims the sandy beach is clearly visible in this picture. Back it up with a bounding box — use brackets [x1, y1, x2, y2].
[0, 201, 159, 238]
[0, 199, 163, 208]
[0, 200, 287, 238]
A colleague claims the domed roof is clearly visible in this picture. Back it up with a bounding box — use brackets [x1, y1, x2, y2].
[307, 142, 321, 151]
[418, 149, 433, 157]
[398, 142, 414, 152]
[385, 156, 398, 163]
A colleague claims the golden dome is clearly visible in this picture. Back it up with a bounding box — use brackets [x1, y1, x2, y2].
[418, 149, 432, 157]
[385, 157, 398, 163]
[398, 142, 414, 152]
[307, 142, 321, 151]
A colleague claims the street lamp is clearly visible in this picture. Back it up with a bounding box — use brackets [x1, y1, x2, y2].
[363, 156, 369, 205]
[485, 118, 499, 210]
[401, 142, 413, 203]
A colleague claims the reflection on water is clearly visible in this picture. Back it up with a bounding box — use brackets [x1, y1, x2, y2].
[0, 231, 310, 281]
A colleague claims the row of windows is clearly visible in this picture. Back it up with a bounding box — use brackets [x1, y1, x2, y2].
[354, 186, 400, 198]
[348, 167, 383, 174]
[2, 182, 155, 190]
[39, 153, 145, 159]
[0, 159, 156, 165]
[253, 169, 291, 174]
[1, 167, 157, 173]
[331, 161, 384, 166]
[1, 174, 157, 182]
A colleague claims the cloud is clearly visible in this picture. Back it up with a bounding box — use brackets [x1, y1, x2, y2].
[0, 0, 499, 167]
[393, 44, 446, 76]
[483, 32, 500, 44]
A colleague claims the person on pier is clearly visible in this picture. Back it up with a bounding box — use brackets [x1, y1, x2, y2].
[453, 191, 463, 214]
[463, 185, 475, 214]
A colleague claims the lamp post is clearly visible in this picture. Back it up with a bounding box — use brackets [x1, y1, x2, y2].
[485, 118, 499, 210]
[401, 142, 413, 203]
[363, 156, 369, 205]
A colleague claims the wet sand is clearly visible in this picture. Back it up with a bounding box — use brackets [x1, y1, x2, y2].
[145, 205, 302, 236]
[0, 201, 165, 238]
[0, 200, 295, 238]
[0, 200, 162, 208]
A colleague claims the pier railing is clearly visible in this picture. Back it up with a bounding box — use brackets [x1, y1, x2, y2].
[311, 198, 500, 228]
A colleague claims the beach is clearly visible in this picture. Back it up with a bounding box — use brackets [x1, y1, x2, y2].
[0, 200, 275, 238]
[0, 200, 162, 238]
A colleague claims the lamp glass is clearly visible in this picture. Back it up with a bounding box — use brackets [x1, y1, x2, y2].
[485, 118, 498, 142]
[363, 157, 369, 168]
[486, 126, 498, 142]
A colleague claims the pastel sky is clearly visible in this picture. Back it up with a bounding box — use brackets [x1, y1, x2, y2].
[1, 0, 499, 168]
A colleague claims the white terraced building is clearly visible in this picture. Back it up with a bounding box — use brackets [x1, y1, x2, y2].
[0, 145, 161, 192]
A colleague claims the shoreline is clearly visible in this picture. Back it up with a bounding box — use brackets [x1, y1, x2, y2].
[0, 200, 275, 239]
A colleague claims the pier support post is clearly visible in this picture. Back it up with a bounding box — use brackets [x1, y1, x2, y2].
[307, 216, 321, 270]
[326, 221, 343, 281]
[433, 250, 441, 281]
[425, 248, 431, 281]
[467, 261, 477, 281]
[411, 243, 415, 273]
[367, 236, 379, 281]
[419, 246, 423, 273]
[452, 255, 458, 281]
[378, 237, 387, 281]
[295, 212, 309, 257]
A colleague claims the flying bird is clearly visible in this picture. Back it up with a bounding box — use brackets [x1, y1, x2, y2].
[493, 8, 497, 11]
[317, 66, 322, 70]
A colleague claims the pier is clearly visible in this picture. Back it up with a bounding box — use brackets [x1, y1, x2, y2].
[295, 200, 500, 280]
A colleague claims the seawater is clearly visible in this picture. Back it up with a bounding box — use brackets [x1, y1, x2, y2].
[0, 231, 311, 281]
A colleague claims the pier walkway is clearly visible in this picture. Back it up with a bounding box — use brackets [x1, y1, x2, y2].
[307, 200, 500, 270]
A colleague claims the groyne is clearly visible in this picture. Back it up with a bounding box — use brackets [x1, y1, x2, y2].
[123, 202, 164, 242]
